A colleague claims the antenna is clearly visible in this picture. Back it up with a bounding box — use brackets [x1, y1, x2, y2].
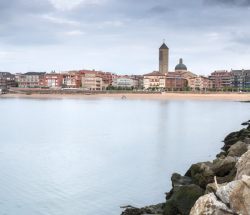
[163, 38, 166, 43]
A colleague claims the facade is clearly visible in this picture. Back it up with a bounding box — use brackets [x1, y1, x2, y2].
[81, 71, 103, 91]
[189, 76, 212, 91]
[62, 72, 81, 88]
[112, 76, 139, 89]
[0, 72, 16, 90]
[159, 43, 169, 74]
[15, 72, 45, 88]
[44, 73, 63, 88]
[80, 70, 115, 90]
[231, 69, 250, 91]
[166, 72, 188, 91]
[143, 71, 166, 89]
[209, 70, 232, 90]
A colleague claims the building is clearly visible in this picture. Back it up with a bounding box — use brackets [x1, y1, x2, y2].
[80, 70, 116, 90]
[143, 71, 166, 89]
[130, 75, 144, 89]
[62, 72, 81, 88]
[44, 73, 63, 88]
[209, 70, 232, 90]
[159, 42, 169, 74]
[166, 72, 188, 91]
[0, 72, 16, 90]
[15, 72, 45, 88]
[81, 71, 103, 91]
[189, 76, 212, 91]
[112, 76, 139, 89]
[231, 69, 250, 91]
[99, 72, 115, 89]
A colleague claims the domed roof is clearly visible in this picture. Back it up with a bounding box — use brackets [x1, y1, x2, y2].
[175, 58, 187, 71]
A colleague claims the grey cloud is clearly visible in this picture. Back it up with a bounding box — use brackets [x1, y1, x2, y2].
[204, 0, 250, 6]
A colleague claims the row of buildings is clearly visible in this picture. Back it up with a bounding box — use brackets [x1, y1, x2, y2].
[0, 43, 250, 92]
[0, 70, 143, 91]
[143, 42, 250, 91]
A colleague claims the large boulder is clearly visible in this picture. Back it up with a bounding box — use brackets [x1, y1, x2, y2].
[212, 156, 237, 177]
[185, 162, 214, 189]
[228, 141, 248, 157]
[121, 203, 164, 215]
[163, 184, 204, 215]
[216, 175, 250, 215]
[205, 182, 227, 194]
[223, 128, 250, 151]
[235, 150, 250, 180]
[190, 193, 234, 215]
[171, 173, 192, 187]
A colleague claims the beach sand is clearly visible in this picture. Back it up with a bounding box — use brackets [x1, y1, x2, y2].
[1, 92, 250, 101]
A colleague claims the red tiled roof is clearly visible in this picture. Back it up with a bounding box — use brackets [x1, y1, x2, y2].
[144, 71, 166, 76]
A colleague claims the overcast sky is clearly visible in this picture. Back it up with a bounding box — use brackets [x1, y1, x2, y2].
[0, 0, 250, 75]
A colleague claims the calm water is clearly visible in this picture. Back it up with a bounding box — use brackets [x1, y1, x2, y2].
[0, 98, 249, 215]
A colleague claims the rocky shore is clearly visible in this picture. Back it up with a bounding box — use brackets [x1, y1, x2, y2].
[121, 120, 250, 215]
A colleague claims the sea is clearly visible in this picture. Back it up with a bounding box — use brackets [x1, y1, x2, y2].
[0, 98, 249, 215]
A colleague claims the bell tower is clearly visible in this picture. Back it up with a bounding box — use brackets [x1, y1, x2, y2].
[159, 41, 169, 74]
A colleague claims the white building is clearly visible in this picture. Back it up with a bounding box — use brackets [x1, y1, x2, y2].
[112, 76, 138, 89]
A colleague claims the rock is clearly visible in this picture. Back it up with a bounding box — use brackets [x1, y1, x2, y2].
[185, 162, 214, 189]
[245, 137, 250, 145]
[223, 131, 240, 151]
[228, 141, 248, 157]
[171, 173, 192, 187]
[241, 122, 250, 126]
[121, 203, 164, 215]
[205, 182, 227, 194]
[163, 184, 204, 215]
[212, 156, 237, 177]
[216, 168, 236, 184]
[121, 208, 142, 215]
[216, 175, 250, 215]
[235, 150, 250, 180]
[190, 193, 234, 215]
[216, 151, 226, 159]
[204, 182, 217, 194]
[223, 128, 250, 151]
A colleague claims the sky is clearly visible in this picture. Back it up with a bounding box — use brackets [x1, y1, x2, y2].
[0, 0, 250, 75]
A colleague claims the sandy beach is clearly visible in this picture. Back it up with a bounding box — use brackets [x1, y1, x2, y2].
[1, 92, 250, 101]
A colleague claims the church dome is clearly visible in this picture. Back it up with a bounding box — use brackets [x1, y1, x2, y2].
[175, 58, 187, 71]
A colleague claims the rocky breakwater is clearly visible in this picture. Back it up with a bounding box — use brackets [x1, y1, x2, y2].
[121, 120, 250, 215]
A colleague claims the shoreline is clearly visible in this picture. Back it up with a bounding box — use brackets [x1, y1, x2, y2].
[1, 92, 250, 101]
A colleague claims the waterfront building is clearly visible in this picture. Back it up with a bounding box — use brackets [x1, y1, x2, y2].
[80, 70, 116, 90]
[112, 76, 139, 89]
[0, 72, 16, 90]
[174, 58, 197, 88]
[130, 75, 144, 89]
[143, 71, 166, 89]
[81, 71, 103, 91]
[166, 72, 188, 91]
[15, 72, 45, 88]
[44, 73, 63, 88]
[99, 72, 115, 88]
[209, 70, 232, 90]
[159, 42, 169, 74]
[189, 76, 212, 91]
[62, 71, 81, 88]
[231, 69, 250, 91]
